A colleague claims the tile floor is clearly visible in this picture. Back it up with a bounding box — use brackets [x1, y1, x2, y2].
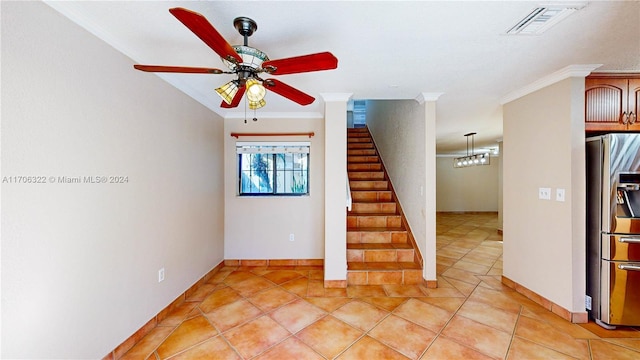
[122, 212, 640, 359]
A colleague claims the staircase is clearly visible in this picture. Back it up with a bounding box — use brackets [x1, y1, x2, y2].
[346, 127, 423, 285]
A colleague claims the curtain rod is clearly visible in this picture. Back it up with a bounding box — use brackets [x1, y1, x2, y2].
[230, 132, 315, 138]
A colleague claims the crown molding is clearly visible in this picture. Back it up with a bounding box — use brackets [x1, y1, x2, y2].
[416, 92, 444, 104]
[500, 64, 602, 105]
[319, 93, 353, 102]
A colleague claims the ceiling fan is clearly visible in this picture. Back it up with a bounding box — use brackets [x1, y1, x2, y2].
[133, 8, 338, 110]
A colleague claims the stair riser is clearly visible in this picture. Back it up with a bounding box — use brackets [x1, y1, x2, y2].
[348, 163, 382, 171]
[348, 156, 380, 163]
[347, 215, 401, 228]
[349, 181, 388, 190]
[347, 138, 372, 143]
[347, 270, 422, 285]
[350, 191, 392, 202]
[348, 172, 385, 180]
[347, 143, 374, 149]
[347, 231, 407, 244]
[347, 133, 371, 138]
[347, 249, 415, 263]
[347, 149, 377, 156]
[350, 203, 397, 214]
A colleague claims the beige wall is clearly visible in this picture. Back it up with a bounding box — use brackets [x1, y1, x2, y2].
[1, 2, 225, 358]
[223, 117, 325, 260]
[503, 77, 586, 313]
[436, 156, 499, 212]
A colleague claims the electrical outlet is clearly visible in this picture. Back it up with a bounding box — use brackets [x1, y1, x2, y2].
[556, 188, 565, 202]
[585, 295, 592, 310]
[158, 268, 165, 283]
[539, 187, 551, 200]
[289, 233, 295, 242]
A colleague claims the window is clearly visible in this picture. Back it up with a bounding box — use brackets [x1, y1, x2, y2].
[237, 142, 310, 196]
[353, 100, 367, 126]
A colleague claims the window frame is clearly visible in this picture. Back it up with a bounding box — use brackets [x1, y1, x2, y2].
[236, 141, 310, 197]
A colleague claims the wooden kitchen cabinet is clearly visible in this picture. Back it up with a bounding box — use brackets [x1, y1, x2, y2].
[585, 75, 640, 132]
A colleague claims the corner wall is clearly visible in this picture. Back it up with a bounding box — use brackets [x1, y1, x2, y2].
[502, 77, 586, 313]
[223, 117, 325, 260]
[1, 2, 225, 358]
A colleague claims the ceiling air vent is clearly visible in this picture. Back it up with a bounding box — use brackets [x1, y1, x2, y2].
[506, 3, 586, 35]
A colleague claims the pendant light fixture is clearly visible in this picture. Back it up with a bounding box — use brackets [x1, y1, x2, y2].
[454, 132, 490, 168]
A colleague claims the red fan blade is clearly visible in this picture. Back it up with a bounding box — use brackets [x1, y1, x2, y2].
[169, 8, 242, 64]
[262, 52, 338, 75]
[134, 65, 224, 74]
[264, 79, 314, 105]
[221, 85, 246, 108]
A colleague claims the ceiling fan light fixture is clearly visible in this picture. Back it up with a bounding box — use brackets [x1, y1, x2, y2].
[246, 78, 266, 102]
[248, 99, 266, 110]
[215, 80, 240, 105]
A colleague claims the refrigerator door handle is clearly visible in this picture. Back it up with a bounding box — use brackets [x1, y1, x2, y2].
[619, 237, 640, 244]
[618, 264, 640, 271]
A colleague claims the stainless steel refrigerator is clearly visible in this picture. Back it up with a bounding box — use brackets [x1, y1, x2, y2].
[586, 133, 640, 329]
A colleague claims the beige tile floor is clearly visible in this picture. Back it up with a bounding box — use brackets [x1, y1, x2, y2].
[122, 212, 640, 359]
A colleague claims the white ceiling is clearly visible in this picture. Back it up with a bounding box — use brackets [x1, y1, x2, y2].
[45, 1, 640, 154]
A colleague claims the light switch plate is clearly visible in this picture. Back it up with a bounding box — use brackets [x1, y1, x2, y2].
[539, 187, 551, 200]
[556, 188, 565, 202]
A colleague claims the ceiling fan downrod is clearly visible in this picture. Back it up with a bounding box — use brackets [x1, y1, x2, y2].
[233, 17, 257, 46]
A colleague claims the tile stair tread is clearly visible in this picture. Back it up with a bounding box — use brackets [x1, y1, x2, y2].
[347, 262, 422, 270]
[347, 212, 400, 216]
[347, 243, 413, 250]
[350, 190, 392, 193]
[349, 201, 396, 204]
[349, 210, 397, 214]
[349, 180, 388, 183]
[347, 227, 405, 232]
[349, 185, 389, 188]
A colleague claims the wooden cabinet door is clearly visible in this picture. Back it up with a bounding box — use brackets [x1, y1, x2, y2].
[585, 78, 628, 132]
[627, 78, 640, 131]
